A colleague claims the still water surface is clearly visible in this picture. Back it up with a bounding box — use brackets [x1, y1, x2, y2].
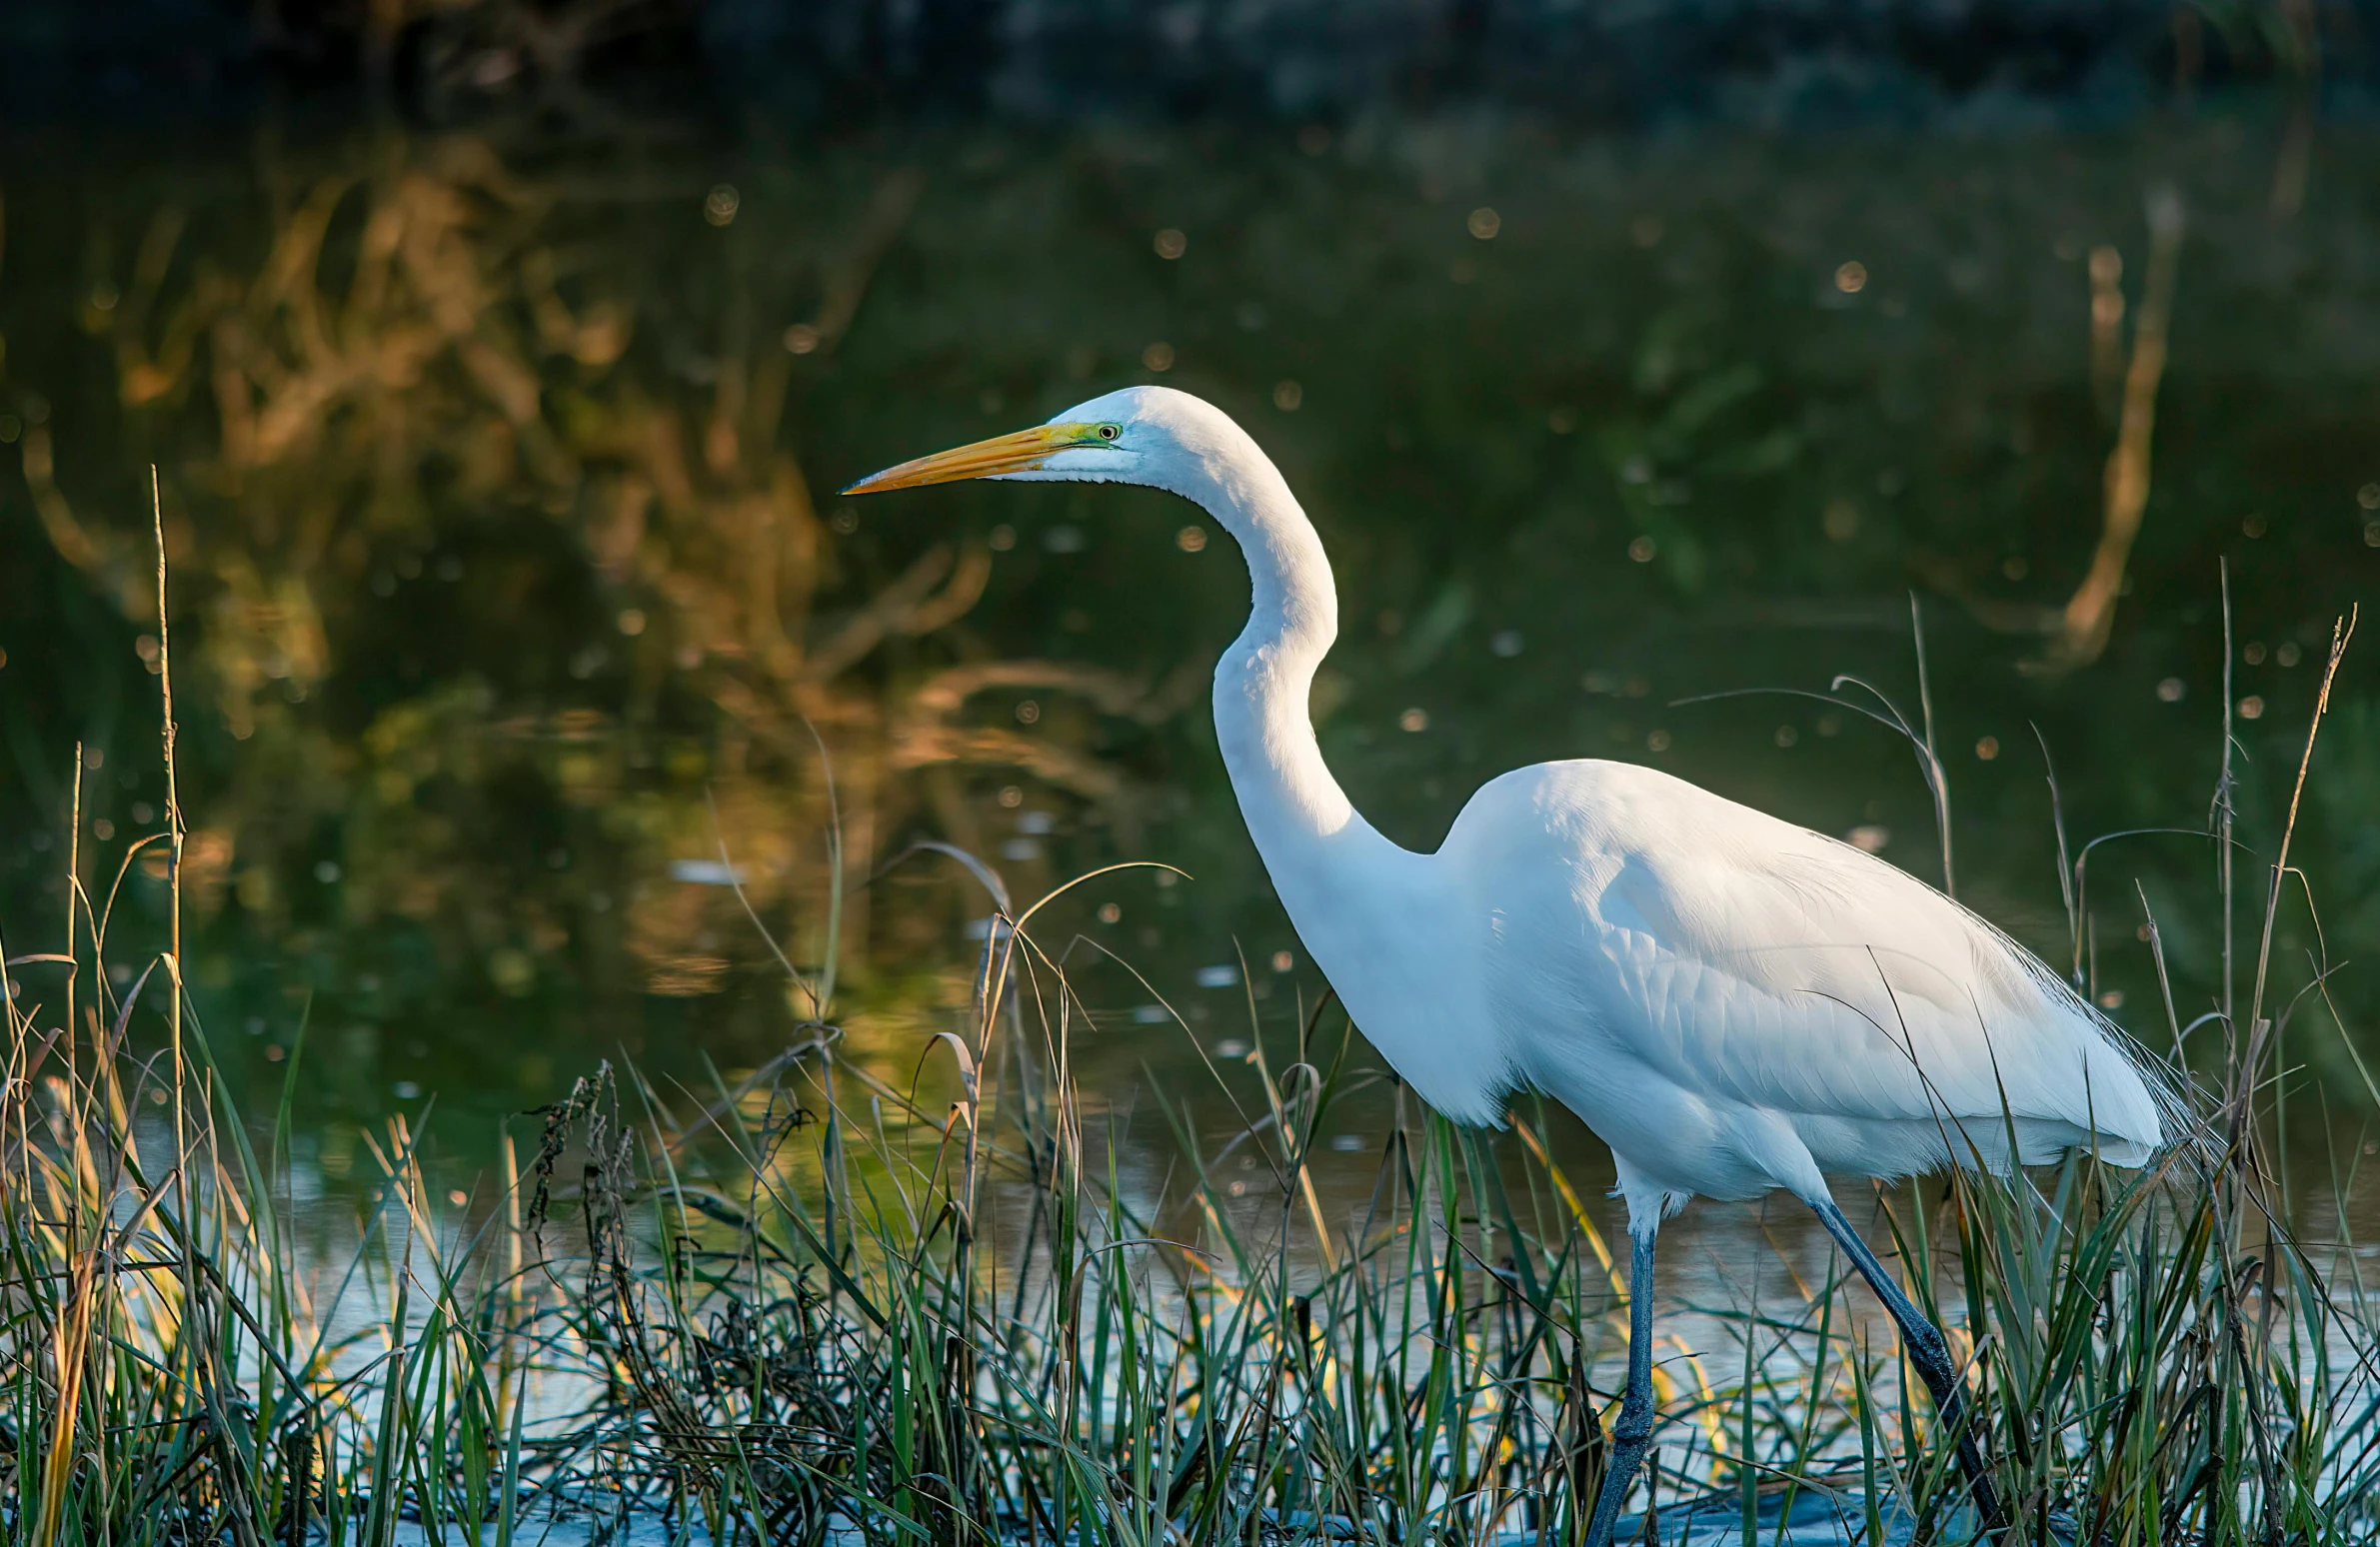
[4, 111, 2379, 1244]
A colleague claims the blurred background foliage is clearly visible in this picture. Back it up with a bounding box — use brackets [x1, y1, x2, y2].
[0, 0, 2364, 126]
[4, 2, 2380, 1201]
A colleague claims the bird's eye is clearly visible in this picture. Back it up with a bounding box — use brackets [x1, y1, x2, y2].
[1097, 424, 1121, 441]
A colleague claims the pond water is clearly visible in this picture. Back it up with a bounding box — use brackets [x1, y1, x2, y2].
[4, 108, 2379, 1243]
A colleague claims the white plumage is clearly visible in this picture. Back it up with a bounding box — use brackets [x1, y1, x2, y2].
[848, 383, 2173, 1544]
[1464, 760, 2164, 1197]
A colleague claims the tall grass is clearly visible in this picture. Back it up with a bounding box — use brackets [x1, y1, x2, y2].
[6, 598, 2380, 1544]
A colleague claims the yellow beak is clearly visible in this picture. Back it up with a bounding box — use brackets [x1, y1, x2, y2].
[842, 423, 1098, 495]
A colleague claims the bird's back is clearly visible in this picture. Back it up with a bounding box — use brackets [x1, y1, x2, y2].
[1439, 759, 2170, 1191]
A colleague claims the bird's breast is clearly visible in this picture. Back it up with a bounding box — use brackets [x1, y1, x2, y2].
[1272, 859, 1510, 1128]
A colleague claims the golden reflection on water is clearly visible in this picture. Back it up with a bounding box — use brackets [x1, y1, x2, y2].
[18, 131, 1205, 1019]
[8, 117, 2380, 1240]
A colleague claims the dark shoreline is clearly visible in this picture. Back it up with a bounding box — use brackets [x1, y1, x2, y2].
[1, 0, 2363, 131]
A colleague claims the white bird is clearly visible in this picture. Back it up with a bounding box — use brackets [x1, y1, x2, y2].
[847, 385, 2172, 1542]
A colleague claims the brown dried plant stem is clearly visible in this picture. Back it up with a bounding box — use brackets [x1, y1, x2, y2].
[153, 469, 191, 1244]
[31, 750, 85, 1547]
[152, 466, 244, 1543]
[2234, 607, 2357, 1154]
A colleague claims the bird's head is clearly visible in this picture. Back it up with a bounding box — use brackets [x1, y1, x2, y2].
[842, 385, 1225, 498]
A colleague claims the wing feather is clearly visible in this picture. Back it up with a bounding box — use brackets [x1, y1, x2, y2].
[1455, 761, 2170, 1160]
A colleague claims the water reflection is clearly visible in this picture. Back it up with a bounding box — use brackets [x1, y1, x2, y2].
[5, 115, 2379, 1224]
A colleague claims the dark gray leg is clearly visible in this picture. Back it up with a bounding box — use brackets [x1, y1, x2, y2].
[1811, 1198, 2007, 1539]
[1583, 1228, 1659, 1547]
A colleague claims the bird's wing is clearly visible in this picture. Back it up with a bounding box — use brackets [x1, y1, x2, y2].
[1466, 766, 2166, 1153]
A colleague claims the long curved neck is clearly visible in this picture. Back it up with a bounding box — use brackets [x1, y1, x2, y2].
[1183, 444, 1416, 883]
[1162, 414, 1496, 1125]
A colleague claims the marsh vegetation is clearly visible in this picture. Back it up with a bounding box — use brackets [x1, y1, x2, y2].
[7, 97, 2380, 1542]
[4, 605, 2378, 1541]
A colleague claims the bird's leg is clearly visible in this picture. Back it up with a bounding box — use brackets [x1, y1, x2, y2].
[1582, 1227, 1658, 1547]
[1811, 1198, 2008, 1539]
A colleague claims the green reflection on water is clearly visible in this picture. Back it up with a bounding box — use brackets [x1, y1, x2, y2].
[3, 114, 2376, 1205]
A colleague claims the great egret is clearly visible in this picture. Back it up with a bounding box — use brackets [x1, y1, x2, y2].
[847, 385, 2171, 1542]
